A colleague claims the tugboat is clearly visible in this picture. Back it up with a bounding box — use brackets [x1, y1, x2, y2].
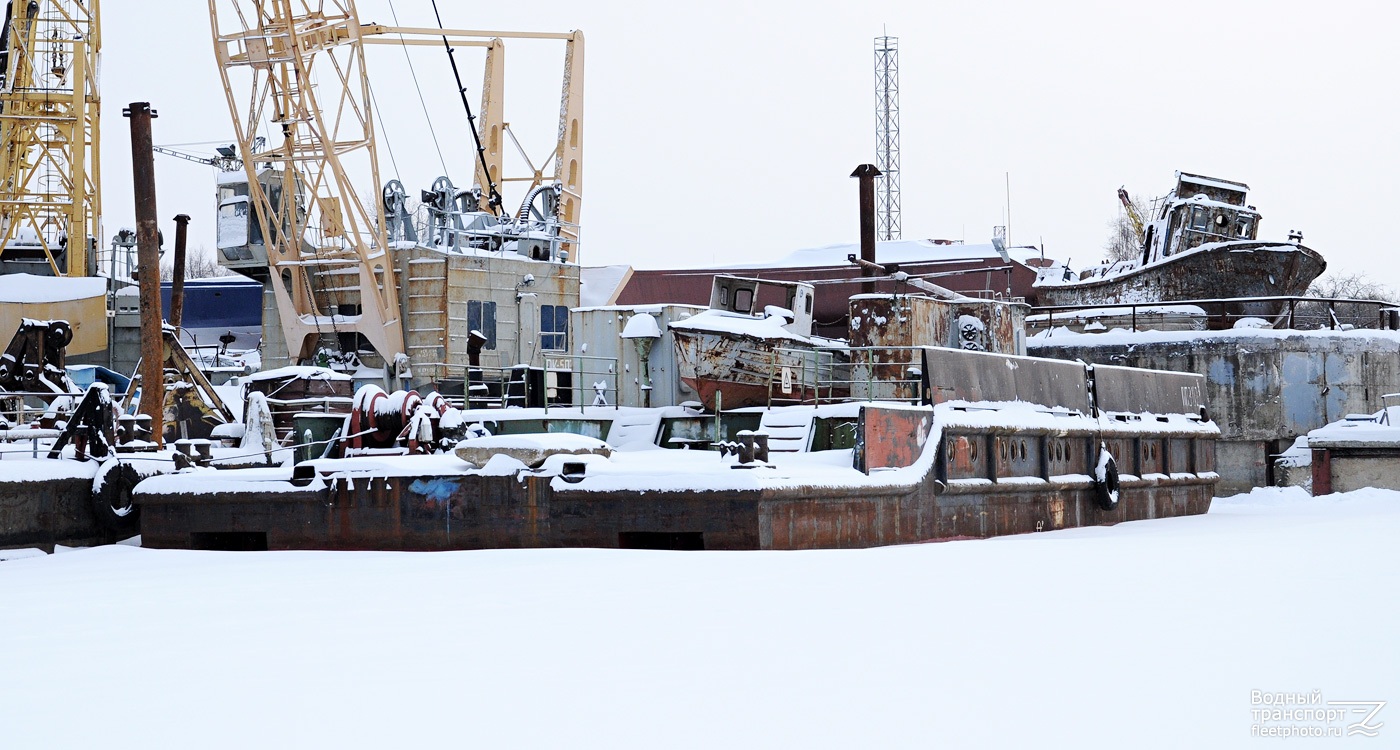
[1034, 172, 1327, 320]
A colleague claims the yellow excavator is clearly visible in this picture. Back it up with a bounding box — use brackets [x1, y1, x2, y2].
[1117, 186, 1147, 247]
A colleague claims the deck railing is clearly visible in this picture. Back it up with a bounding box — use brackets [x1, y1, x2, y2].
[1030, 295, 1398, 333]
[423, 354, 619, 412]
[767, 346, 929, 407]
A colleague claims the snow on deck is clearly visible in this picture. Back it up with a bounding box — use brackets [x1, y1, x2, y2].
[0, 486, 1393, 748]
[130, 401, 1215, 497]
[244, 365, 355, 383]
[1030, 324, 1400, 347]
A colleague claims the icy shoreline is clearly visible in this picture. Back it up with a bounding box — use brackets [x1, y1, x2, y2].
[1, 486, 1394, 748]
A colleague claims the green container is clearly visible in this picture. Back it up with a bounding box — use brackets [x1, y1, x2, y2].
[292, 412, 347, 464]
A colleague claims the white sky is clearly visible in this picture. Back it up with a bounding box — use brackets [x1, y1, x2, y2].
[100, 0, 1399, 289]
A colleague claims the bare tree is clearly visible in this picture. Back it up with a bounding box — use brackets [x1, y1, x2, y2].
[160, 244, 233, 282]
[1307, 272, 1399, 303]
[1292, 271, 1400, 329]
[1103, 193, 1150, 263]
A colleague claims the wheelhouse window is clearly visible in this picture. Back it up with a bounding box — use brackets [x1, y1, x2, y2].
[1236, 216, 1255, 238]
[733, 288, 754, 313]
[467, 300, 497, 349]
[540, 304, 568, 351]
[1188, 206, 1210, 231]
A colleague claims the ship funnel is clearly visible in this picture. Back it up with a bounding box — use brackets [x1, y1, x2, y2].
[851, 164, 882, 275]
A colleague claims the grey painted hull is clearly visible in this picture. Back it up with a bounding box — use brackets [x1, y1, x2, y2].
[1035, 242, 1326, 318]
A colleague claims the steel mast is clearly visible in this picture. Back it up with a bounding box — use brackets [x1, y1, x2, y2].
[873, 33, 900, 242]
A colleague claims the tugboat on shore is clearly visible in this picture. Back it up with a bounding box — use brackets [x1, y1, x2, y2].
[1034, 172, 1327, 319]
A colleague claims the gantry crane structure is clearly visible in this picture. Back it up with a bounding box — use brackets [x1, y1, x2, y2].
[0, 0, 100, 278]
[208, 0, 583, 372]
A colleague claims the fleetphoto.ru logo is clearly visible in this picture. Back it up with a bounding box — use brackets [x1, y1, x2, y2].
[1251, 690, 1386, 739]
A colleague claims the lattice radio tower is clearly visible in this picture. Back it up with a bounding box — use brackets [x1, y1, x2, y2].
[874, 33, 901, 241]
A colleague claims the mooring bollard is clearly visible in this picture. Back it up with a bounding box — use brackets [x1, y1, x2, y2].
[753, 431, 769, 463]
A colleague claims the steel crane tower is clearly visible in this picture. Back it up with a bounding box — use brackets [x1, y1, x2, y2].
[0, 0, 100, 277]
[874, 34, 900, 242]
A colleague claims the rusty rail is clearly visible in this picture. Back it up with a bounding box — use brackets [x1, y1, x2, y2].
[766, 346, 929, 407]
[423, 353, 619, 411]
[1030, 295, 1398, 332]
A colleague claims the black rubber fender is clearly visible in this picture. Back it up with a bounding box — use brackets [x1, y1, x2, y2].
[91, 458, 141, 536]
[1094, 447, 1120, 512]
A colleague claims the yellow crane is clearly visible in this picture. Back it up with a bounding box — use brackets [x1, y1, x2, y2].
[0, 0, 99, 278]
[208, 0, 583, 373]
[0, 0, 105, 358]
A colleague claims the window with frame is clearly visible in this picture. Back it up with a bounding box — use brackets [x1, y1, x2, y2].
[467, 300, 497, 349]
[1237, 216, 1255, 238]
[540, 304, 568, 351]
[1189, 207, 1210, 231]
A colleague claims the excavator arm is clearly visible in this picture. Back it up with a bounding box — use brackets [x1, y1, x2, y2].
[1117, 187, 1146, 246]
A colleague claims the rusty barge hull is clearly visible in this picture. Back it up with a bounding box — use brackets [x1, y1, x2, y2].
[137, 426, 1215, 552]
[1035, 242, 1326, 318]
[0, 475, 127, 551]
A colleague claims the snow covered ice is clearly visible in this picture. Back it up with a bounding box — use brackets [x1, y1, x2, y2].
[0, 487, 1394, 748]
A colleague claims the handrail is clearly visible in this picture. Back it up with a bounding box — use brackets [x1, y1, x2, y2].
[423, 353, 620, 411]
[765, 345, 931, 407]
[1029, 295, 1398, 332]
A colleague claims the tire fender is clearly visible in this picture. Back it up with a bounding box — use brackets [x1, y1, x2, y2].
[91, 458, 141, 535]
[1094, 445, 1121, 512]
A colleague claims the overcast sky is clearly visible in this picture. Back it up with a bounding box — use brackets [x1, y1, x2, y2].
[100, 0, 1398, 289]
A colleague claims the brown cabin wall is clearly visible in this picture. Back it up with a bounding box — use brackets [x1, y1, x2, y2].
[617, 258, 1038, 339]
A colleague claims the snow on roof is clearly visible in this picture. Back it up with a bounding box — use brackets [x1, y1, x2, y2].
[718, 239, 1042, 270]
[573, 303, 705, 315]
[667, 308, 811, 342]
[1166, 194, 1260, 214]
[167, 276, 260, 287]
[1306, 408, 1400, 447]
[580, 265, 632, 307]
[1177, 172, 1249, 194]
[0, 274, 106, 303]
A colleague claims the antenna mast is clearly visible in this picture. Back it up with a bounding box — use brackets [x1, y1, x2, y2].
[873, 32, 900, 241]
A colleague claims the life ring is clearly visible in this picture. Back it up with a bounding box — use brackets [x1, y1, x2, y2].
[91, 459, 141, 536]
[1094, 447, 1120, 511]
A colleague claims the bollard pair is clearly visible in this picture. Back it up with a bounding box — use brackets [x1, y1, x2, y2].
[117, 413, 154, 446]
[173, 439, 213, 466]
[730, 430, 770, 468]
